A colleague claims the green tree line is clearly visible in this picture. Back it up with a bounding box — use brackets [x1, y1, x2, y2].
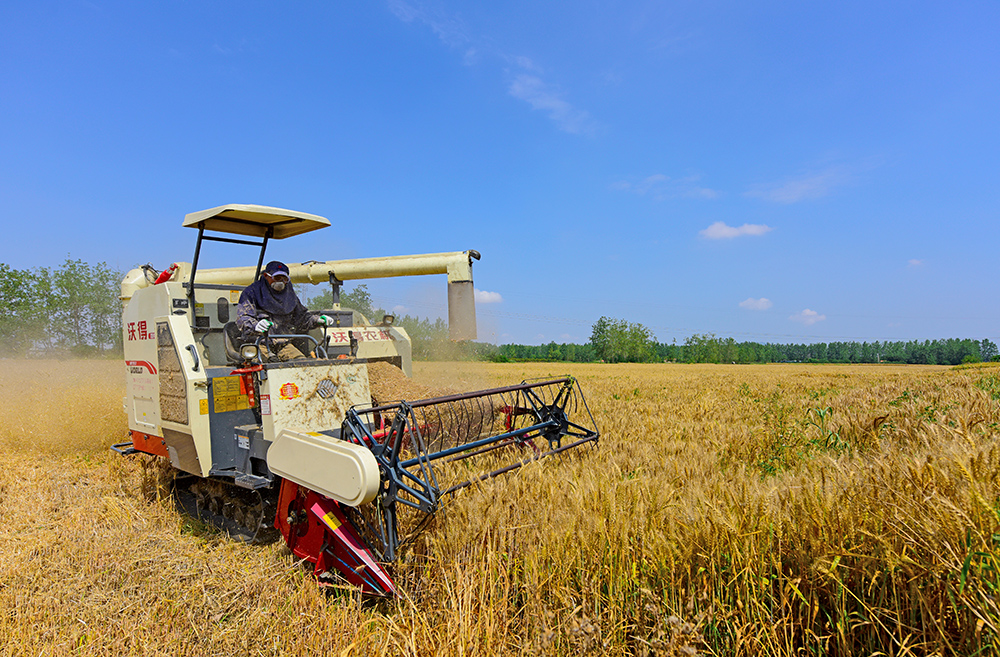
[0, 259, 122, 357]
[486, 318, 999, 366]
[3, 261, 996, 367]
[657, 333, 997, 366]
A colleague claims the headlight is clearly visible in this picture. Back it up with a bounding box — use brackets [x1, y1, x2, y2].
[241, 344, 260, 361]
[381, 314, 395, 326]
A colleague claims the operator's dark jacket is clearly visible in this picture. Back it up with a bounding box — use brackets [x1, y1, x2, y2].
[236, 278, 321, 341]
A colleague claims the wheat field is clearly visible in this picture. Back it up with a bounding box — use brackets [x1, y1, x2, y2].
[0, 359, 998, 655]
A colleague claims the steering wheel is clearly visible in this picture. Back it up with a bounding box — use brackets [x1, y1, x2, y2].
[255, 332, 329, 360]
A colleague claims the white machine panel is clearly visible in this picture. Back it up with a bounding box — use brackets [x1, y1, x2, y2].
[261, 362, 372, 438]
[267, 428, 380, 507]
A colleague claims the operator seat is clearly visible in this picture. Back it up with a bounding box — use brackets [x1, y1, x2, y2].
[223, 322, 244, 364]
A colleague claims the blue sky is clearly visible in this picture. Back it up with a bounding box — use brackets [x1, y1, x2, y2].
[2, 1, 998, 345]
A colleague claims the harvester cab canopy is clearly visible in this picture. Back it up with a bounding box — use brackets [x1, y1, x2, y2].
[183, 204, 330, 240]
[184, 205, 331, 293]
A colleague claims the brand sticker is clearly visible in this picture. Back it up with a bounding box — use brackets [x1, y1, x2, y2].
[125, 359, 157, 374]
[279, 383, 300, 400]
[327, 328, 393, 344]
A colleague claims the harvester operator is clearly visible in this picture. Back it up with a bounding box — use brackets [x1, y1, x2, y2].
[236, 260, 334, 360]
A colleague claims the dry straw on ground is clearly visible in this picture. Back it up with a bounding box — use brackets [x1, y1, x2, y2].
[0, 359, 998, 655]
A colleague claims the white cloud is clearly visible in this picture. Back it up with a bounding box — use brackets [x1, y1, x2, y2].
[388, 0, 470, 49]
[511, 55, 541, 73]
[739, 297, 773, 311]
[388, 0, 419, 21]
[611, 173, 719, 200]
[746, 166, 850, 204]
[790, 309, 826, 326]
[600, 68, 622, 85]
[508, 75, 595, 135]
[391, 304, 408, 315]
[634, 173, 669, 193]
[908, 259, 924, 267]
[389, 3, 595, 135]
[474, 289, 503, 304]
[699, 221, 773, 239]
[687, 186, 719, 200]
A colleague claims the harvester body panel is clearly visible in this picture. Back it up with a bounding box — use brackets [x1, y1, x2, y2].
[123, 281, 212, 477]
[259, 361, 372, 441]
[267, 428, 380, 506]
[332, 326, 413, 377]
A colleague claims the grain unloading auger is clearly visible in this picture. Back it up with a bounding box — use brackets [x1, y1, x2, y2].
[115, 205, 599, 596]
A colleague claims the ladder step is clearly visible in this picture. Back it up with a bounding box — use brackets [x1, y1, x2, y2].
[234, 473, 271, 489]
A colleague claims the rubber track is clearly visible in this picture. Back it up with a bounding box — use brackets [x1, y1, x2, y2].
[173, 474, 280, 544]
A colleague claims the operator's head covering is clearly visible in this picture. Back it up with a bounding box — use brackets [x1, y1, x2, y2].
[244, 261, 298, 316]
[264, 260, 290, 279]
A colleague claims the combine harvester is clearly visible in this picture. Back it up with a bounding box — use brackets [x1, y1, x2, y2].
[115, 204, 599, 596]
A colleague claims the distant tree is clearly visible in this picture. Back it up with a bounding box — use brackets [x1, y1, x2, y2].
[0, 263, 45, 355]
[590, 316, 655, 363]
[545, 341, 562, 360]
[653, 340, 675, 362]
[0, 258, 122, 356]
[684, 333, 722, 363]
[739, 343, 759, 363]
[719, 336, 737, 363]
[625, 323, 656, 362]
[396, 315, 447, 359]
[980, 339, 998, 362]
[562, 342, 577, 362]
[590, 316, 616, 362]
[573, 343, 596, 362]
[306, 283, 382, 320]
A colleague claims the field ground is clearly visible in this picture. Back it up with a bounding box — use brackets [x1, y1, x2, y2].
[1, 360, 998, 655]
